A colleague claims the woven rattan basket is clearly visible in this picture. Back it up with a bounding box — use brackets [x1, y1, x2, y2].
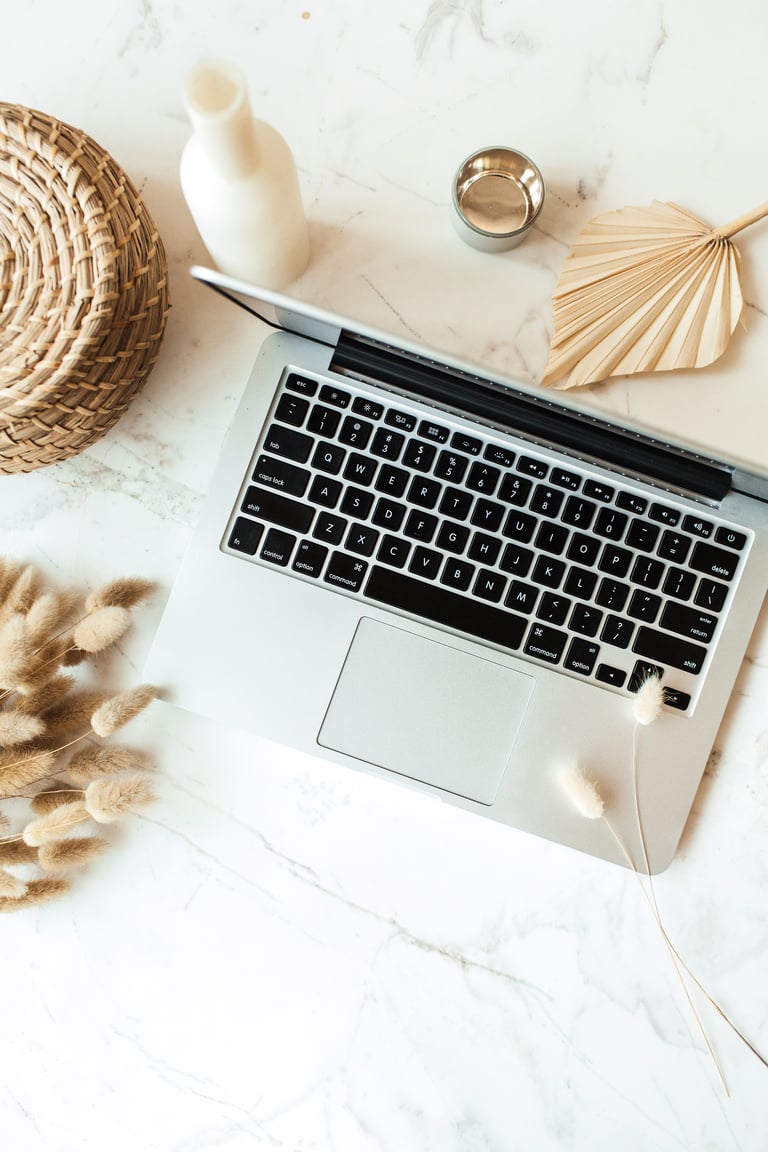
[0, 103, 169, 474]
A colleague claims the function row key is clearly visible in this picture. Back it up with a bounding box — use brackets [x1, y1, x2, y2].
[319, 384, 351, 408]
[352, 396, 385, 419]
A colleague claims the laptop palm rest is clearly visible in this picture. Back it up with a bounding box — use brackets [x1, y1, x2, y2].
[318, 618, 535, 805]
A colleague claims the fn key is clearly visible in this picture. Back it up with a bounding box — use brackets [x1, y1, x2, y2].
[228, 517, 263, 555]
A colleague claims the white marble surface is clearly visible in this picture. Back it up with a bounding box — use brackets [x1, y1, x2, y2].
[2, 1, 768, 1148]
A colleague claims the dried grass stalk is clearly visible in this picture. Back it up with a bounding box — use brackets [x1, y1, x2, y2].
[91, 685, 158, 738]
[67, 744, 147, 784]
[85, 578, 156, 613]
[15, 674, 74, 716]
[0, 839, 39, 864]
[0, 566, 40, 626]
[73, 606, 131, 654]
[85, 773, 155, 823]
[0, 710, 46, 748]
[34, 690, 110, 745]
[38, 836, 108, 872]
[0, 560, 23, 606]
[0, 867, 27, 898]
[23, 801, 90, 846]
[0, 614, 33, 686]
[29, 780, 84, 814]
[24, 591, 79, 646]
[0, 748, 56, 796]
[0, 876, 70, 910]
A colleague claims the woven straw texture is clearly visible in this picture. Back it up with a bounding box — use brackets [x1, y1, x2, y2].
[0, 103, 169, 474]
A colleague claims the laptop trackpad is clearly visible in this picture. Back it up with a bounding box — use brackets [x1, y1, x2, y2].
[318, 618, 535, 805]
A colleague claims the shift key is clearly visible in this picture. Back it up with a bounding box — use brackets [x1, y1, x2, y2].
[241, 485, 314, 533]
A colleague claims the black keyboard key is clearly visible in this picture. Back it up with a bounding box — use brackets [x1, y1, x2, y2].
[583, 479, 614, 502]
[715, 526, 747, 551]
[616, 491, 647, 515]
[628, 660, 664, 692]
[662, 687, 691, 711]
[537, 592, 571, 626]
[407, 476, 442, 509]
[498, 474, 532, 506]
[594, 508, 628, 540]
[371, 428, 405, 460]
[564, 567, 598, 599]
[375, 464, 409, 497]
[625, 520, 660, 552]
[253, 455, 310, 497]
[262, 423, 313, 463]
[404, 509, 437, 542]
[517, 456, 548, 479]
[366, 566, 527, 650]
[409, 546, 446, 580]
[505, 581, 538, 613]
[599, 544, 632, 578]
[402, 439, 437, 471]
[439, 486, 473, 519]
[569, 603, 603, 637]
[274, 393, 310, 427]
[312, 441, 346, 474]
[319, 385, 350, 408]
[535, 522, 569, 555]
[450, 431, 482, 455]
[292, 540, 328, 577]
[467, 461, 501, 494]
[530, 485, 564, 518]
[338, 416, 374, 449]
[241, 486, 314, 534]
[567, 533, 600, 566]
[352, 396, 384, 419]
[659, 602, 717, 643]
[503, 510, 537, 543]
[499, 544, 534, 577]
[484, 443, 515, 468]
[324, 552, 368, 591]
[313, 512, 347, 545]
[474, 569, 507, 604]
[418, 419, 450, 443]
[345, 522, 379, 557]
[657, 531, 691, 564]
[649, 502, 680, 526]
[694, 578, 728, 613]
[628, 590, 661, 622]
[441, 559, 475, 592]
[285, 373, 318, 397]
[632, 629, 707, 674]
[630, 555, 664, 589]
[434, 450, 469, 483]
[561, 496, 596, 530]
[260, 528, 296, 566]
[551, 468, 581, 491]
[596, 663, 626, 687]
[307, 405, 341, 437]
[372, 497, 406, 532]
[343, 453, 377, 486]
[385, 408, 417, 432]
[470, 498, 504, 532]
[689, 541, 739, 581]
[227, 517, 263, 556]
[532, 555, 566, 589]
[524, 623, 567, 664]
[600, 615, 634, 649]
[663, 567, 695, 600]
[468, 532, 501, 565]
[377, 535, 410, 568]
[436, 521, 471, 554]
[308, 474, 342, 508]
[340, 487, 375, 519]
[595, 579, 630, 611]
[683, 515, 714, 539]
[564, 638, 600, 676]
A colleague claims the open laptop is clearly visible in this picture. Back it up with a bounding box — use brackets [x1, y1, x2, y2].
[144, 265, 768, 873]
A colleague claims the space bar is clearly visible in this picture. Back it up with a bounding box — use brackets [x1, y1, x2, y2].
[365, 566, 526, 651]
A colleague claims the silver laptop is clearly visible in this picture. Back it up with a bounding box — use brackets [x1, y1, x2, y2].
[145, 265, 768, 873]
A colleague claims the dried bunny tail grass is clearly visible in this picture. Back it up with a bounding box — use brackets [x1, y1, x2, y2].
[38, 836, 108, 872]
[22, 801, 90, 846]
[73, 606, 131, 654]
[24, 591, 79, 646]
[67, 744, 148, 784]
[15, 674, 74, 716]
[0, 566, 41, 626]
[0, 839, 39, 864]
[91, 685, 158, 738]
[0, 876, 70, 910]
[560, 763, 605, 819]
[633, 675, 665, 726]
[0, 559, 24, 606]
[85, 772, 156, 823]
[0, 867, 27, 899]
[85, 578, 156, 613]
[0, 614, 33, 686]
[33, 690, 110, 745]
[0, 748, 56, 797]
[0, 808, 9, 832]
[29, 780, 84, 814]
[0, 710, 46, 748]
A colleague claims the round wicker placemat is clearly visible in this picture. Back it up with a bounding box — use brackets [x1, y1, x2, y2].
[0, 103, 169, 474]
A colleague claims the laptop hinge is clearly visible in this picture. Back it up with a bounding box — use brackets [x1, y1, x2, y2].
[330, 332, 733, 503]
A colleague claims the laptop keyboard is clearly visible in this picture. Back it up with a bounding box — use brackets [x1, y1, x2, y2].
[223, 369, 751, 713]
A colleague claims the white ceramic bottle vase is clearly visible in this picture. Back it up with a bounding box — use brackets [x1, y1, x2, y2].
[180, 60, 310, 289]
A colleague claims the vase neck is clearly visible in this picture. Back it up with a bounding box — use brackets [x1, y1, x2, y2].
[184, 61, 259, 180]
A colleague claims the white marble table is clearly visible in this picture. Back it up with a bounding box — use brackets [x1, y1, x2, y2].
[2, 2, 768, 1149]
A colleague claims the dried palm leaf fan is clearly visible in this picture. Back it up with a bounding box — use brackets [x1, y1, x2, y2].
[0, 103, 169, 473]
[541, 199, 768, 390]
